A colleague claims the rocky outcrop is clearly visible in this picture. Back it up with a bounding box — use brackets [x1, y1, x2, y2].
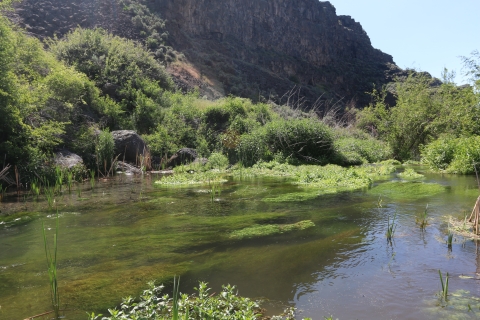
[54, 149, 83, 169]
[10, 0, 405, 108]
[111, 130, 147, 163]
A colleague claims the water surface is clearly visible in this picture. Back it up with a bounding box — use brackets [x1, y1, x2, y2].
[1, 168, 480, 319]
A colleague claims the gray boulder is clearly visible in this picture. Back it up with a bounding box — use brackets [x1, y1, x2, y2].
[54, 150, 83, 169]
[167, 148, 198, 168]
[112, 130, 148, 163]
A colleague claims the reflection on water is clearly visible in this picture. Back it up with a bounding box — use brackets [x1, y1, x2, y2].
[1, 169, 480, 319]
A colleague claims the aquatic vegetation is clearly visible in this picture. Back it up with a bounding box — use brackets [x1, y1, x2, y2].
[230, 220, 315, 240]
[439, 270, 450, 301]
[66, 171, 74, 193]
[386, 212, 397, 243]
[42, 213, 60, 319]
[44, 183, 56, 210]
[368, 181, 445, 200]
[155, 171, 227, 186]
[398, 168, 425, 180]
[425, 289, 480, 319]
[31, 179, 41, 201]
[0, 211, 41, 228]
[263, 191, 321, 202]
[447, 225, 454, 247]
[416, 204, 429, 230]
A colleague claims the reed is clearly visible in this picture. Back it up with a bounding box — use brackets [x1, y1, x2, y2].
[44, 183, 56, 210]
[66, 171, 73, 194]
[42, 213, 60, 319]
[416, 204, 428, 230]
[90, 170, 95, 190]
[55, 166, 64, 193]
[172, 276, 180, 320]
[31, 179, 41, 201]
[438, 270, 449, 300]
[447, 225, 454, 248]
[386, 212, 397, 243]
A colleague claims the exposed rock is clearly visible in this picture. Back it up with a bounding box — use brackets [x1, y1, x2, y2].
[115, 161, 143, 174]
[166, 148, 198, 168]
[54, 149, 83, 169]
[111, 130, 147, 163]
[10, 0, 409, 108]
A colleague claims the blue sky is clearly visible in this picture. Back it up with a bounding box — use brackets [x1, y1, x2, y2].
[329, 0, 479, 84]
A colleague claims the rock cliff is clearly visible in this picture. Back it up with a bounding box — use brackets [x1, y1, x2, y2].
[10, 0, 402, 108]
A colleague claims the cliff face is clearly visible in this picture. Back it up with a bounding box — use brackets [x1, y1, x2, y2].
[10, 0, 400, 107]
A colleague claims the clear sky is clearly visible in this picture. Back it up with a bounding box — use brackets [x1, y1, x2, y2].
[328, 0, 479, 84]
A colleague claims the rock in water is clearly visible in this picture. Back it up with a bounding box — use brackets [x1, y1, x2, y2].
[112, 130, 148, 163]
[54, 149, 83, 169]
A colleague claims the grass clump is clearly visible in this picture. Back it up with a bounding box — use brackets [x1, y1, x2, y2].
[398, 168, 424, 180]
[230, 220, 315, 240]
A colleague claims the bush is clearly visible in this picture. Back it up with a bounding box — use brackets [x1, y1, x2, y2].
[334, 136, 392, 165]
[207, 152, 229, 170]
[235, 118, 335, 166]
[421, 136, 480, 174]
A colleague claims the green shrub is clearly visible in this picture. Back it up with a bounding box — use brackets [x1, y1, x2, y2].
[207, 152, 229, 169]
[49, 28, 174, 133]
[235, 118, 335, 166]
[334, 136, 392, 165]
[421, 136, 480, 174]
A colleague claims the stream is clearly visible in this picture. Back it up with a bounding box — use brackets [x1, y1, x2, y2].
[1, 167, 480, 319]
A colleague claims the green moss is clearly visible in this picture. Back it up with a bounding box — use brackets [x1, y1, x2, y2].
[0, 211, 41, 227]
[154, 172, 227, 186]
[368, 181, 445, 200]
[229, 220, 315, 239]
[263, 191, 321, 202]
[397, 168, 425, 180]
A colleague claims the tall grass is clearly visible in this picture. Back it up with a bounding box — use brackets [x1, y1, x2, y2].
[44, 182, 56, 210]
[42, 213, 60, 319]
[66, 171, 74, 193]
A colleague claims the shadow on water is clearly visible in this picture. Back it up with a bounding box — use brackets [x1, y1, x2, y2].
[1, 170, 480, 319]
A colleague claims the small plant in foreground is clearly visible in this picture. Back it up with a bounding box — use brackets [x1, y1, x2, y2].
[416, 204, 428, 230]
[438, 270, 449, 301]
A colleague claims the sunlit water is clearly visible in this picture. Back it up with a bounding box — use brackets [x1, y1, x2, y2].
[1, 168, 480, 319]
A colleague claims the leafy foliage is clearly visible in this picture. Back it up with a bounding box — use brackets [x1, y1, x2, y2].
[49, 28, 174, 133]
[357, 73, 480, 161]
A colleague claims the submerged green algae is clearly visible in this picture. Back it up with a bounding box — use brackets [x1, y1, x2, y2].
[229, 220, 315, 239]
[368, 181, 445, 200]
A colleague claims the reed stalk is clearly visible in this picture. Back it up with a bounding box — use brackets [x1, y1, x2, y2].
[416, 204, 428, 230]
[386, 212, 397, 243]
[90, 170, 95, 190]
[66, 171, 73, 194]
[42, 213, 60, 319]
[438, 270, 449, 300]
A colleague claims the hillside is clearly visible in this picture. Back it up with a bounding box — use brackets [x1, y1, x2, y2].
[10, 0, 402, 108]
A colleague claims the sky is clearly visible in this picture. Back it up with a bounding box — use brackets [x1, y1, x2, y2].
[328, 0, 479, 84]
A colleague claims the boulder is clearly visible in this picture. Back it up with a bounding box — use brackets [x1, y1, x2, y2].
[166, 148, 198, 168]
[112, 130, 147, 163]
[54, 149, 83, 169]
